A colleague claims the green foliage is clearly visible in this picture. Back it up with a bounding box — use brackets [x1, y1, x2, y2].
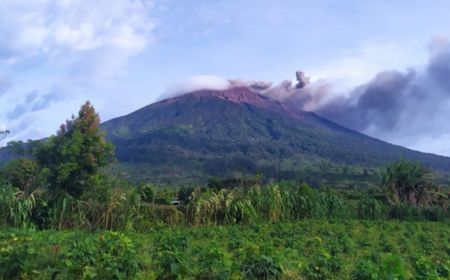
[0, 231, 141, 280]
[59, 232, 140, 279]
[304, 254, 343, 280]
[195, 246, 232, 279]
[1, 159, 39, 194]
[241, 254, 283, 280]
[186, 183, 356, 225]
[0, 185, 36, 228]
[414, 256, 450, 279]
[380, 160, 436, 207]
[207, 176, 261, 190]
[357, 198, 384, 219]
[352, 259, 379, 279]
[1, 220, 448, 279]
[152, 234, 191, 279]
[34, 101, 114, 198]
[137, 183, 155, 203]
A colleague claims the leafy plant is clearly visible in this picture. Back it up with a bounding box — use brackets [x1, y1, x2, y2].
[241, 254, 283, 280]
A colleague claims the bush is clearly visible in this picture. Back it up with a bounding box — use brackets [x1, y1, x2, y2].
[422, 206, 448, 221]
[304, 254, 343, 280]
[241, 254, 283, 280]
[388, 205, 423, 220]
[152, 234, 191, 279]
[195, 246, 232, 279]
[58, 232, 141, 279]
[357, 198, 385, 219]
[137, 184, 155, 203]
[352, 259, 379, 280]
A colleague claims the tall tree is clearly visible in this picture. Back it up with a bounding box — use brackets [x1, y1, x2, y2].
[35, 102, 114, 198]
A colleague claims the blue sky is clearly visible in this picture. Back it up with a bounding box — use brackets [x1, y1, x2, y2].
[2, 0, 450, 155]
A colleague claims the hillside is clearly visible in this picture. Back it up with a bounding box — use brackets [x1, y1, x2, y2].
[100, 87, 450, 185]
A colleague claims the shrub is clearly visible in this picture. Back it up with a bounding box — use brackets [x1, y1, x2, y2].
[241, 254, 283, 280]
[422, 206, 448, 221]
[137, 184, 155, 203]
[304, 254, 343, 280]
[357, 198, 385, 219]
[152, 234, 191, 279]
[195, 246, 232, 279]
[388, 204, 423, 220]
[351, 259, 379, 280]
[58, 232, 140, 279]
[414, 256, 450, 279]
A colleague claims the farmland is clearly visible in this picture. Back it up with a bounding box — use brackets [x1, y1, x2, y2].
[1, 220, 449, 279]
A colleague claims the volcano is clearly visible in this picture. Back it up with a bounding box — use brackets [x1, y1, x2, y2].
[100, 87, 450, 185]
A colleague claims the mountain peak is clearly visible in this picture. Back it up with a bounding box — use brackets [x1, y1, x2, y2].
[157, 86, 304, 119]
[100, 84, 450, 184]
[190, 87, 268, 104]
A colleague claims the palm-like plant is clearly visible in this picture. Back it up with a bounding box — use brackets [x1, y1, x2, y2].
[380, 160, 433, 207]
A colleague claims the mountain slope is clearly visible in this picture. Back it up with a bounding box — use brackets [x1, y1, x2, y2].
[100, 87, 450, 185]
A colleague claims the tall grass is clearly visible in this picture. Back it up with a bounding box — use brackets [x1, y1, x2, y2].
[186, 184, 351, 225]
[0, 185, 36, 228]
[0, 181, 448, 230]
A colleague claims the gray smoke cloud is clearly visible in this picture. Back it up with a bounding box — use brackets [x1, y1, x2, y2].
[240, 41, 450, 155]
[312, 45, 450, 135]
[288, 40, 450, 155]
[314, 70, 419, 131]
[295, 71, 310, 89]
[228, 79, 273, 92]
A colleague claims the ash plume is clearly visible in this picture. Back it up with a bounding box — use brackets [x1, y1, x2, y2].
[249, 41, 450, 156]
[304, 39, 450, 156]
[295, 71, 310, 89]
[315, 70, 418, 131]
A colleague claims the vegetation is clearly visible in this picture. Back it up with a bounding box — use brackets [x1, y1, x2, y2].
[0, 221, 449, 279]
[34, 101, 114, 198]
[380, 160, 446, 207]
[0, 101, 449, 279]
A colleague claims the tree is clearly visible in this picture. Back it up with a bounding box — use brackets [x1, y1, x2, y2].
[1, 158, 38, 195]
[380, 160, 433, 207]
[34, 101, 114, 198]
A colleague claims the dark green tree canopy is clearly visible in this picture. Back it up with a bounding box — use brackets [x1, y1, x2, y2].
[34, 101, 114, 198]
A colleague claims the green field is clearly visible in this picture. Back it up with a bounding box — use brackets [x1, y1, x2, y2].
[1, 220, 449, 279]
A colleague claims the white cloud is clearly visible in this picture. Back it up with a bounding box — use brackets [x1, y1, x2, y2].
[161, 75, 230, 99]
[0, 0, 154, 62]
[0, 0, 155, 145]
